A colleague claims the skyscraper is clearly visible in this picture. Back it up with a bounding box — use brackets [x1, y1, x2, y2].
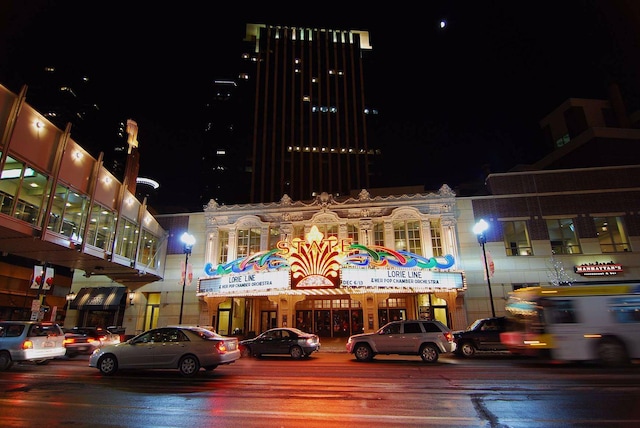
[199, 79, 252, 207]
[239, 23, 381, 203]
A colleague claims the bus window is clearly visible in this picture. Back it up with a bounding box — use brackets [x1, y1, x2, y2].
[609, 297, 640, 323]
[548, 299, 577, 324]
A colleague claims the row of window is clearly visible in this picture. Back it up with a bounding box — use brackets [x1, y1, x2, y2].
[505, 217, 630, 256]
[0, 155, 163, 267]
[213, 215, 631, 266]
[216, 220, 444, 265]
[547, 297, 640, 324]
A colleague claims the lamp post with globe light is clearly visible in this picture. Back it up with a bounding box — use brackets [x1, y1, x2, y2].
[178, 232, 196, 324]
[473, 219, 496, 317]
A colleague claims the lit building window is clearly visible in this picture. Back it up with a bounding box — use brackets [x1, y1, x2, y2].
[237, 228, 261, 258]
[546, 218, 581, 254]
[218, 230, 229, 264]
[593, 216, 630, 253]
[502, 220, 533, 256]
[393, 220, 422, 256]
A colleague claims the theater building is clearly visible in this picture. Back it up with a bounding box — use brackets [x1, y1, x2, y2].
[189, 186, 467, 338]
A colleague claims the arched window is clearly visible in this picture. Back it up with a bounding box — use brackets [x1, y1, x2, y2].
[393, 220, 421, 256]
[237, 227, 261, 258]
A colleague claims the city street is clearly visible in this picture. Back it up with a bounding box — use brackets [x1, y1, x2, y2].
[1, 352, 639, 427]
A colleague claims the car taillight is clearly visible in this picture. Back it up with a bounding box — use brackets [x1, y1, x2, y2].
[22, 339, 34, 350]
[216, 341, 228, 353]
[444, 332, 453, 342]
[63, 337, 75, 346]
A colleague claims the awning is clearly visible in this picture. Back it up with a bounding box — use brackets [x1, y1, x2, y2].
[69, 287, 126, 310]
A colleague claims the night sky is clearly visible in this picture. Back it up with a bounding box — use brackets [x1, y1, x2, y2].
[2, 1, 639, 208]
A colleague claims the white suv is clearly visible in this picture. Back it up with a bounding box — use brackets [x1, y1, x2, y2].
[346, 320, 456, 363]
[0, 321, 66, 371]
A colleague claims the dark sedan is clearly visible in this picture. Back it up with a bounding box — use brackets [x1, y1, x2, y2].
[239, 327, 321, 359]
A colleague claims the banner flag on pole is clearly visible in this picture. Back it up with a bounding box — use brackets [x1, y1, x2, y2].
[31, 265, 54, 290]
[179, 262, 193, 285]
[487, 250, 495, 278]
[481, 251, 495, 280]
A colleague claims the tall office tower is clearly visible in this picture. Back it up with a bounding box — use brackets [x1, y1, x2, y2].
[199, 79, 252, 207]
[241, 24, 381, 203]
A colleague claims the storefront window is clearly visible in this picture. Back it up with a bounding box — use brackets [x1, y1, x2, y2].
[300, 298, 362, 337]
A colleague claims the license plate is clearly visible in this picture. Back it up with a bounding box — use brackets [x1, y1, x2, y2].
[44, 341, 54, 348]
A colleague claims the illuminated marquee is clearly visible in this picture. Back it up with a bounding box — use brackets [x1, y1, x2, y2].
[199, 225, 461, 296]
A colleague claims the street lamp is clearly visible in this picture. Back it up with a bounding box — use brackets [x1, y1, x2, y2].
[65, 291, 76, 310]
[473, 219, 496, 317]
[178, 232, 196, 324]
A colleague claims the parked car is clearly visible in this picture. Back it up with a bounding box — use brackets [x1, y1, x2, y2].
[89, 326, 240, 377]
[346, 319, 456, 363]
[63, 326, 121, 358]
[0, 321, 66, 371]
[453, 316, 508, 358]
[239, 327, 321, 359]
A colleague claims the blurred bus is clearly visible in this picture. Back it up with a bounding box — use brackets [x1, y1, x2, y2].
[500, 284, 640, 366]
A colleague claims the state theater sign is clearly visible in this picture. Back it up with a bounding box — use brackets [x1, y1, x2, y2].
[198, 225, 465, 297]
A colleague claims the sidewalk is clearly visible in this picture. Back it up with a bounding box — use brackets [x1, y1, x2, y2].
[320, 337, 348, 353]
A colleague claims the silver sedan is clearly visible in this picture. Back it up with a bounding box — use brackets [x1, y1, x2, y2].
[89, 326, 240, 377]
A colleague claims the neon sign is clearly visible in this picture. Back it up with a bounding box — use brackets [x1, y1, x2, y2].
[202, 225, 457, 292]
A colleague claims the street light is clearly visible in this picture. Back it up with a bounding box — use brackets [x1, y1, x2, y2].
[473, 219, 496, 317]
[178, 232, 196, 324]
[65, 291, 76, 310]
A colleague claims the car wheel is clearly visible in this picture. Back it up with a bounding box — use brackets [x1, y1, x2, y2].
[97, 354, 118, 376]
[459, 341, 476, 358]
[179, 355, 200, 377]
[290, 345, 303, 359]
[420, 344, 439, 363]
[354, 343, 373, 361]
[0, 351, 13, 371]
[597, 338, 629, 367]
